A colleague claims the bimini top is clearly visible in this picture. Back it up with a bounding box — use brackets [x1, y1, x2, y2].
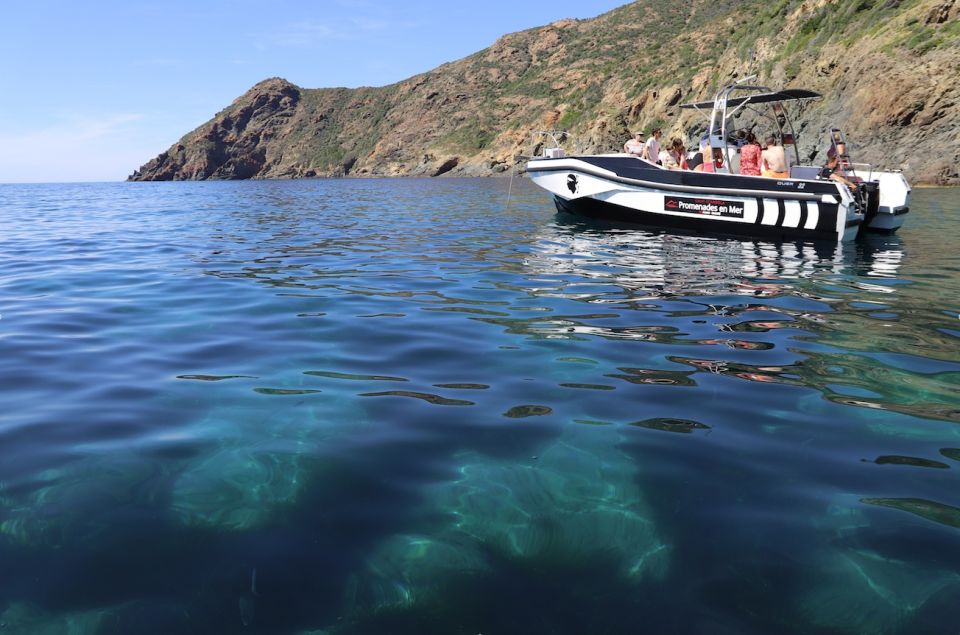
[679, 89, 821, 110]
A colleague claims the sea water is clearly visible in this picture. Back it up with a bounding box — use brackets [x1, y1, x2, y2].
[0, 179, 958, 634]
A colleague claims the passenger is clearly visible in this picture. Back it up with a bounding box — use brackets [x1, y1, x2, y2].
[658, 147, 678, 169]
[623, 131, 645, 156]
[734, 129, 747, 149]
[739, 131, 762, 176]
[698, 148, 724, 173]
[658, 138, 687, 170]
[689, 136, 709, 171]
[761, 136, 789, 178]
[672, 138, 689, 170]
[642, 128, 663, 165]
[731, 129, 747, 173]
[688, 151, 704, 171]
[819, 152, 858, 190]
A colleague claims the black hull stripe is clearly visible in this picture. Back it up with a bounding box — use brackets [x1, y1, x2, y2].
[554, 196, 843, 241]
[799, 200, 809, 230]
[776, 198, 786, 227]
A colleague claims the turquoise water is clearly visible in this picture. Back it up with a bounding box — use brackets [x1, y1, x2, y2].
[0, 179, 958, 634]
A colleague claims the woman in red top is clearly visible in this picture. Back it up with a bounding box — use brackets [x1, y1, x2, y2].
[738, 131, 762, 176]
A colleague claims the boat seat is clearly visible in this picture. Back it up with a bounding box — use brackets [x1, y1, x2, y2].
[790, 165, 821, 180]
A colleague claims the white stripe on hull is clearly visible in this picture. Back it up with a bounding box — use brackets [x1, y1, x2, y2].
[761, 199, 777, 226]
[805, 203, 819, 230]
[783, 200, 801, 228]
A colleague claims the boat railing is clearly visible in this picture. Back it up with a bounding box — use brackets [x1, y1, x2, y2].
[847, 162, 874, 181]
[532, 130, 575, 158]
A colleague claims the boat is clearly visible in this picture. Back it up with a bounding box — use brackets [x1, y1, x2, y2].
[525, 77, 910, 242]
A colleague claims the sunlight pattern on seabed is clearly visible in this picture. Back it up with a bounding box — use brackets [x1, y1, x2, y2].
[341, 425, 669, 621]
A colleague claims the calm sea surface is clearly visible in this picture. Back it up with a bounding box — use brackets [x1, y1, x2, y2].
[1, 179, 958, 634]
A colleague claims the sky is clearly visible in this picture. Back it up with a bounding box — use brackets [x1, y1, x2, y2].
[0, 0, 628, 183]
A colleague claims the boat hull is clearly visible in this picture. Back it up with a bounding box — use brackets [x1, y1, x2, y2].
[527, 156, 862, 242]
[864, 170, 911, 233]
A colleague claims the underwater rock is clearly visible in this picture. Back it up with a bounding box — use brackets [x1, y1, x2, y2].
[798, 495, 960, 633]
[170, 446, 307, 530]
[0, 602, 112, 635]
[0, 458, 164, 548]
[796, 547, 960, 634]
[447, 428, 670, 577]
[342, 533, 489, 616]
[168, 399, 366, 531]
[338, 426, 669, 622]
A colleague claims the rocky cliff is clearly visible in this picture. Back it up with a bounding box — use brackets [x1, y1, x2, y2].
[129, 0, 960, 185]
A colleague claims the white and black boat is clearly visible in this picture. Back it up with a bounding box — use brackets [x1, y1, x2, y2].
[526, 78, 910, 242]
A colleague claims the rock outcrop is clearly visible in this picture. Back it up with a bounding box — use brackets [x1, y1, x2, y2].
[130, 0, 960, 185]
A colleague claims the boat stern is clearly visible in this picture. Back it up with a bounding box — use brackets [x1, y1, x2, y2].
[866, 170, 911, 233]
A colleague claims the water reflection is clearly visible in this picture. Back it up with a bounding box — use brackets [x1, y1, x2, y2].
[852, 234, 905, 279]
[535, 223, 910, 290]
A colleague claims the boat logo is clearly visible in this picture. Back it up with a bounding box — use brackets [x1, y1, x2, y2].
[664, 196, 745, 219]
[566, 174, 579, 194]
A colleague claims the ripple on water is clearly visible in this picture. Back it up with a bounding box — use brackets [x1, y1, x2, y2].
[629, 418, 711, 434]
[304, 370, 408, 382]
[1, 183, 958, 635]
[360, 391, 475, 406]
[503, 405, 553, 418]
[869, 455, 951, 469]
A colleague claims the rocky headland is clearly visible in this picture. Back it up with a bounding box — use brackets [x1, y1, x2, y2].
[130, 0, 959, 185]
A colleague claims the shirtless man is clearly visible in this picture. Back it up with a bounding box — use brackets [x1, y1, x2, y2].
[624, 132, 644, 156]
[761, 136, 789, 178]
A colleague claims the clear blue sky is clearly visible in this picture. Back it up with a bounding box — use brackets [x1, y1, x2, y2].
[0, 0, 627, 183]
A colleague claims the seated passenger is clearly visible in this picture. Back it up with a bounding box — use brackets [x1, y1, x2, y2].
[658, 138, 687, 170]
[819, 152, 858, 190]
[624, 132, 644, 156]
[697, 148, 724, 173]
[734, 129, 747, 149]
[671, 138, 689, 170]
[761, 136, 789, 178]
[688, 149, 704, 171]
[689, 136, 709, 171]
[738, 132, 762, 176]
[659, 147, 678, 169]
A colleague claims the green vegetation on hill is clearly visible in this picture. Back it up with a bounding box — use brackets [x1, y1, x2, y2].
[130, 0, 959, 184]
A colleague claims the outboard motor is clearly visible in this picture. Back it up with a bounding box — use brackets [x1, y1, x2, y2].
[859, 181, 880, 226]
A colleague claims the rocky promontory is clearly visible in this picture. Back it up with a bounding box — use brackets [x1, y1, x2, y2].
[130, 0, 960, 185]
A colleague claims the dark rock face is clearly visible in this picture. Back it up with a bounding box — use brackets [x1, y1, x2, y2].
[130, 1, 960, 185]
[131, 79, 300, 181]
